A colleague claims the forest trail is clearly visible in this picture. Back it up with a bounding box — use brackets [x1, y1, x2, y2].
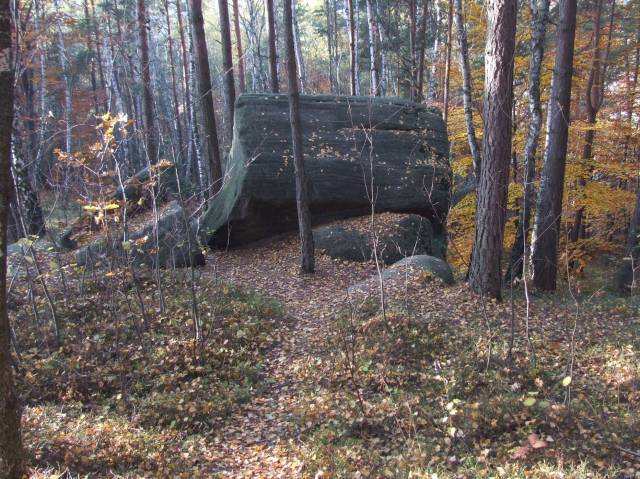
[203, 235, 378, 478]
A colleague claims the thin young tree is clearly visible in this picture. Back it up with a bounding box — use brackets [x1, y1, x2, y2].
[467, 0, 517, 299]
[219, 0, 236, 140]
[189, 0, 224, 192]
[530, 0, 578, 291]
[454, 0, 480, 177]
[137, 0, 159, 163]
[266, 0, 279, 92]
[0, 0, 25, 475]
[505, 0, 551, 281]
[284, 0, 315, 273]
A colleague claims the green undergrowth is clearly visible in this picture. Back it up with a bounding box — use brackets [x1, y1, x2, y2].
[11, 271, 283, 476]
[295, 287, 639, 478]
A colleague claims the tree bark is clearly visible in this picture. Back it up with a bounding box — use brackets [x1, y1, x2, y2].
[530, 0, 578, 291]
[505, 0, 550, 281]
[0, 1, 24, 475]
[454, 0, 480, 177]
[137, 0, 159, 163]
[266, 0, 279, 93]
[284, 0, 315, 273]
[218, 0, 236, 140]
[232, 0, 246, 94]
[467, 0, 517, 299]
[189, 0, 224, 193]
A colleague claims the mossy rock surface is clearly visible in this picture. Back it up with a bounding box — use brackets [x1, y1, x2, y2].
[199, 94, 451, 247]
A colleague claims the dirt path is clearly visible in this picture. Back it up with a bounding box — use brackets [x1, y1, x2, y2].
[203, 235, 378, 478]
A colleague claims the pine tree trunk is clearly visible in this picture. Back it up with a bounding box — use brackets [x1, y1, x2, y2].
[219, 0, 236, 142]
[189, 0, 223, 193]
[284, 0, 315, 273]
[467, 0, 517, 299]
[0, 1, 24, 475]
[530, 0, 578, 291]
[137, 0, 159, 164]
[454, 0, 480, 177]
[266, 0, 279, 93]
[505, 0, 550, 281]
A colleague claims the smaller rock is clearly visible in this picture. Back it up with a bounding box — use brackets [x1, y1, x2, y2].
[76, 201, 204, 269]
[383, 255, 454, 285]
[348, 254, 455, 298]
[314, 214, 445, 265]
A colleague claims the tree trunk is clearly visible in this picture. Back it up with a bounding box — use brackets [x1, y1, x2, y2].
[137, 0, 159, 164]
[415, 0, 429, 102]
[232, 0, 246, 94]
[218, 0, 236, 141]
[0, 1, 24, 475]
[505, 0, 550, 281]
[53, 0, 72, 155]
[366, 0, 380, 95]
[284, 0, 315, 273]
[89, 0, 108, 112]
[189, 0, 224, 193]
[530, 0, 578, 291]
[325, 0, 337, 93]
[266, 0, 279, 93]
[163, 0, 185, 161]
[408, 0, 417, 101]
[345, 0, 359, 95]
[176, 0, 198, 178]
[454, 0, 480, 177]
[467, 0, 517, 299]
[443, 0, 453, 124]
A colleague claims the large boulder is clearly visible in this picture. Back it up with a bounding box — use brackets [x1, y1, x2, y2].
[314, 213, 446, 264]
[76, 201, 204, 269]
[199, 94, 451, 247]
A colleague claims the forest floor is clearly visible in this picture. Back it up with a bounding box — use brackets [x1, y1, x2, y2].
[8, 217, 640, 478]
